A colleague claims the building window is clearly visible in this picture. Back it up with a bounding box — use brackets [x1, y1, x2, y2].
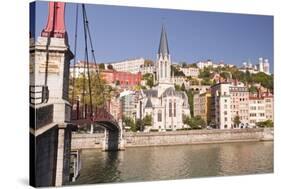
[169, 100, 172, 117]
[158, 110, 162, 122]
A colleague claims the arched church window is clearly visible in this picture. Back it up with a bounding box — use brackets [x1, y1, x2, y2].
[169, 100, 172, 117]
[158, 110, 162, 122]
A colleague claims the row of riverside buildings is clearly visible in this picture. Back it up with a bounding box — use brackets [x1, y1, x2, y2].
[69, 24, 273, 131]
[194, 81, 274, 129]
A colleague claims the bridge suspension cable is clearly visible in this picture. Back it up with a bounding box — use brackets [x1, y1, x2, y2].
[71, 3, 109, 123]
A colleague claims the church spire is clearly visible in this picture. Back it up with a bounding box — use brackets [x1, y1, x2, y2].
[158, 25, 169, 56]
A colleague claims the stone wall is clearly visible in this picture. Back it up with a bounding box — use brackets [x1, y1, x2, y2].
[30, 125, 58, 187]
[71, 128, 273, 150]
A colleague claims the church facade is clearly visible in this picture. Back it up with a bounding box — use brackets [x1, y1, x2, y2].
[136, 26, 190, 131]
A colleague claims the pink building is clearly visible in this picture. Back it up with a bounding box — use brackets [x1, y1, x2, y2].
[101, 70, 141, 88]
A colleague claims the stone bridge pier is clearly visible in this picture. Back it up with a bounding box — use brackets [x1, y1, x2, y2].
[102, 119, 125, 151]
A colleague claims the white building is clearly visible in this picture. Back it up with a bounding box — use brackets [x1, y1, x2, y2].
[136, 25, 190, 131]
[120, 90, 138, 119]
[104, 58, 145, 74]
[210, 83, 232, 129]
[180, 67, 199, 77]
[69, 60, 99, 78]
[140, 64, 155, 75]
[196, 60, 213, 69]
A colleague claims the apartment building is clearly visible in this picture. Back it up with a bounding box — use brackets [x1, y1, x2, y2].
[229, 85, 249, 128]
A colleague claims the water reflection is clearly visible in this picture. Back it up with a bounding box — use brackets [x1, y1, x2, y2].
[71, 141, 273, 185]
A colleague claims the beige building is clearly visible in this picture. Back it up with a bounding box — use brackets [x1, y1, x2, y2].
[248, 97, 266, 127]
[248, 92, 274, 127]
[264, 93, 274, 120]
[193, 92, 211, 124]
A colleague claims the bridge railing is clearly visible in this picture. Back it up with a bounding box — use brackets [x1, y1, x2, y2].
[71, 102, 92, 121]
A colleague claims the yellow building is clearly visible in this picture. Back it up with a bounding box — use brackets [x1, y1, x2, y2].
[193, 92, 211, 124]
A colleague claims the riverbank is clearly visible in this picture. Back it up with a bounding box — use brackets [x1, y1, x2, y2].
[71, 128, 273, 150]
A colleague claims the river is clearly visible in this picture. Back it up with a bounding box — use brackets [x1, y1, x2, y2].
[70, 141, 273, 185]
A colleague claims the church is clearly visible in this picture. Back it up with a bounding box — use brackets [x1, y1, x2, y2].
[136, 25, 190, 131]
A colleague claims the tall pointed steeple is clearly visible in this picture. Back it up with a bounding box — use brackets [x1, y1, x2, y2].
[158, 25, 169, 56]
[156, 24, 172, 88]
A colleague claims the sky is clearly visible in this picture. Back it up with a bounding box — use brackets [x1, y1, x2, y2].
[30, 1, 274, 72]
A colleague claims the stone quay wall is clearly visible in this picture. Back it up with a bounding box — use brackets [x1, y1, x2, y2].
[71, 128, 273, 150]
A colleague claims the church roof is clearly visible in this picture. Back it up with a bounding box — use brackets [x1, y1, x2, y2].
[161, 87, 188, 99]
[161, 87, 176, 97]
[145, 97, 153, 108]
[143, 89, 158, 97]
[158, 25, 169, 56]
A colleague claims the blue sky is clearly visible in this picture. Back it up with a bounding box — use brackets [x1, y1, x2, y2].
[30, 1, 273, 71]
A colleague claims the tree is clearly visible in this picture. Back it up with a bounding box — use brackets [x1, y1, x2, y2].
[107, 64, 114, 70]
[143, 115, 152, 126]
[186, 63, 198, 68]
[186, 90, 194, 117]
[198, 67, 211, 79]
[249, 86, 258, 93]
[174, 84, 181, 91]
[142, 73, 154, 88]
[183, 115, 206, 129]
[233, 115, 241, 128]
[144, 59, 154, 66]
[220, 72, 231, 80]
[180, 83, 186, 91]
[190, 78, 199, 85]
[69, 73, 109, 108]
[256, 120, 273, 128]
[171, 65, 185, 76]
[201, 78, 212, 85]
[98, 63, 105, 70]
[135, 119, 143, 131]
[123, 116, 136, 131]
